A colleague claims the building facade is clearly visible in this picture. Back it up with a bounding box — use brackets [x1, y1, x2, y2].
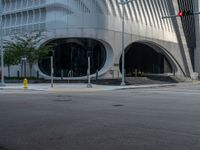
[0, 0, 199, 79]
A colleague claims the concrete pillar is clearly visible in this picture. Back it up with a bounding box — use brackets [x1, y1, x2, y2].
[194, 1, 200, 78]
[168, 0, 194, 78]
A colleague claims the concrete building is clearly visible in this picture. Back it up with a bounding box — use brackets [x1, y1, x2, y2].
[0, 0, 199, 79]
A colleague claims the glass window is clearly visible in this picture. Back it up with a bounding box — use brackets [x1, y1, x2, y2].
[38, 38, 107, 77]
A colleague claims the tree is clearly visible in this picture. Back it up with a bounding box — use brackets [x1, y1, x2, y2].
[3, 39, 26, 77]
[4, 48, 19, 77]
[4, 31, 53, 77]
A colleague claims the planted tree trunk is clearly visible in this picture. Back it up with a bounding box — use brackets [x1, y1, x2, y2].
[8, 66, 10, 77]
[29, 64, 33, 77]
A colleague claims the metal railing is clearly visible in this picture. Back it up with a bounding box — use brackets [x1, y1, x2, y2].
[67, 70, 73, 83]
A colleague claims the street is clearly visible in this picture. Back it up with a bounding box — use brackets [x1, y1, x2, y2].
[0, 84, 200, 150]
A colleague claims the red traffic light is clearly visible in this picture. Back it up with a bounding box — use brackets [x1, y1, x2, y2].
[178, 10, 193, 17]
[178, 11, 183, 17]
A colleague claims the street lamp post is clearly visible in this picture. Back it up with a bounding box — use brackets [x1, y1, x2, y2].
[0, 0, 5, 87]
[119, 0, 135, 86]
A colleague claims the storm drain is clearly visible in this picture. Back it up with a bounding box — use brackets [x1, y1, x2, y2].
[54, 95, 73, 102]
[54, 99, 72, 102]
[112, 104, 124, 107]
[56, 95, 72, 98]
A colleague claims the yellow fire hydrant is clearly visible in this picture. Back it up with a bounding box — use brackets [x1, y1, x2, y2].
[23, 78, 28, 89]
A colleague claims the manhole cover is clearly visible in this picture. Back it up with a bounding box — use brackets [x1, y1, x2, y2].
[56, 95, 63, 97]
[112, 104, 124, 107]
[54, 99, 72, 102]
[0, 145, 8, 150]
[56, 95, 72, 98]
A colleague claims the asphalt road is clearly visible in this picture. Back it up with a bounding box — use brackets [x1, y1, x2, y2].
[0, 84, 200, 150]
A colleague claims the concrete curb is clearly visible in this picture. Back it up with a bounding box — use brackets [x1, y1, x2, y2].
[114, 84, 177, 90]
[43, 84, 178, 92]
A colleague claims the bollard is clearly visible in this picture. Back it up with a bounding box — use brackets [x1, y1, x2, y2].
[37, 71, 39, 80]
[23, 78, 28, 89]
[61, 70, 63, 80]
[17, 70, 20, 78]
[96, 70, 98, 80]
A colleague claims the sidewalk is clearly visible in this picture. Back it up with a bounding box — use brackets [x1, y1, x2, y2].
[1, 79, 200, 92]
[0, 82, 184, 92]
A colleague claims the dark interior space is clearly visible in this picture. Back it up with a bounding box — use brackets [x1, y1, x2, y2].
[120, 42, 173, 76]
[38, 38, 106, 77]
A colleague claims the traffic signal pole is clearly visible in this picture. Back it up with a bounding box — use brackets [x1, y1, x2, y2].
[162, 9, 200, 79]
[162, 11, 200, 19]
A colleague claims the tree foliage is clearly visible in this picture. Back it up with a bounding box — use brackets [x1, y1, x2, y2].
[4, 31, 53, 77]
[3, 47, 19, 77]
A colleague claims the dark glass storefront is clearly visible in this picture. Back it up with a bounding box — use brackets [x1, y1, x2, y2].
[38, 38, 107, 77]
[120, 42, 173, 76]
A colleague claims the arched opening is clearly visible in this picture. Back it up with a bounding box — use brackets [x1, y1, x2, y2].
[38, 38, 107, 77]
[120, 42, 173, 76]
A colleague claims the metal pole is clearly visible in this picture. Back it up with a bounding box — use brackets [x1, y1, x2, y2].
[119, 0, 135, 86]
[21, 57, 27, 78]
[51, 56, 54, 88]
[0, 0, 5, 86]
[61, 69, 63, 80]
[21, 61, 23, 77]
[96, 69, 98, 80]
[87, 56, 92, 88]
[121, 3, 126, 86]
[162, 12, 200, 19]
[24, 58, 26, 77]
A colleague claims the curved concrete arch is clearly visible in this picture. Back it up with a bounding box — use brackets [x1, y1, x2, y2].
[34, 37, 114, 79]
[45, 2, 74, 14]
[123, 40, 186, 76]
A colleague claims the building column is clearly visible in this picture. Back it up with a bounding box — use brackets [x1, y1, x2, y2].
[194, 1, 200, 78]
[168, 0, 194, 78]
